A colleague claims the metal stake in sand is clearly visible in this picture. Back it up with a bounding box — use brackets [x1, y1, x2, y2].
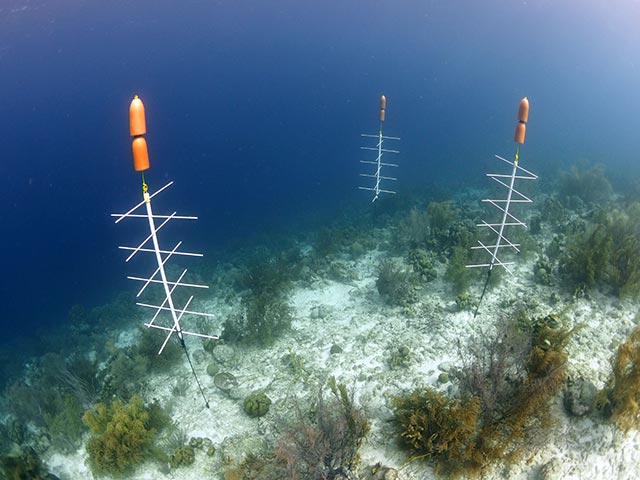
[111, 95, 217, 408]
[359, 95, 400, 202]
[467, 97, 537, 319]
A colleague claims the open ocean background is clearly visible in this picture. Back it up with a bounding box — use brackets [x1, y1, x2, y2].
[0, 0, 639, 341]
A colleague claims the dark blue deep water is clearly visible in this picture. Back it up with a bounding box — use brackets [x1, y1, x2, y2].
[0, 0, 639, 339]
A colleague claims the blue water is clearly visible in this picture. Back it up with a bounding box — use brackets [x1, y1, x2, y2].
[0, 0, 639, 337]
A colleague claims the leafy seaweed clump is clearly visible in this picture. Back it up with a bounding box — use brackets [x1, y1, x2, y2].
[101, 327, 183, 401]
[561, 205, 640, 298]
[44, 394, 86, 454]
[3, 353, 100, 454]
[395, 207, 432, 249]
[222, 293, 293, 346]
[224, 252, 297, 346]
[169, 445, 195, 468]
[376, 260, 417, 307]
[82, 395, 168, 477]
[597, 325, 640, 432]
[455, 293, 478, 312]
[276, 377, 370, 478]
[314, 224, 374, 259]
[237, 255, 294, 299]
[226, 378, 369, 480]
[408, 248, 437, 282]
[393, 388, 481, 473]
[427, 201, 460, 248]
[445, 245, 475, 295]
[396, 201, 475, 255]
[393, 313, 573, 476]
[1, 447, 59, 480]
[558, 163, 612, 206]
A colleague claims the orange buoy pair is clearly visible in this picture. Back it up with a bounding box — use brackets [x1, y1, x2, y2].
[514, 97, 529, 145]
[379, 95, 386, 122]
[129, 96, 150, 172]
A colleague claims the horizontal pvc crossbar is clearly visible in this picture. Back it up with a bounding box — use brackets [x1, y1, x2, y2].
[146, 268, 190, 327]
[482, 200, 527, 226]
[111, 213, 198, 220]
[477, 222, 525, 227]
[113, 181, 174, 224]
[359, 174, 397, 181]
[146, 323, 219, 340]
[467, 262, 515, 268]
[119, 246, 203, 257]
[360, 146, 400, 154]
[360, 160, 399, 167]
[471, 243, 520, 249]
[361, 134, 401, 140]
[358, 187, 397, 194]
[127, 275, 208, 289]
[125, 213, 178, 262]
[495, 155, 538, 179]
[487, 173, 536, 180]
[486, 178, 533, 202]
[136, 302, 216, 318]
[136, 241, 183, 296]
[477, 223, 521, 253]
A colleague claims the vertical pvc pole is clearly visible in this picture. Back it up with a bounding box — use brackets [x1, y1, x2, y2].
[373, 128, 383, 202]
[488, 146, 520, 271]
[143, 191, 183, 344]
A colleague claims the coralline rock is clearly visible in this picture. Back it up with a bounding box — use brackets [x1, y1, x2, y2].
[564, 377, 597, 417]
[214, 372, 238, 391]
[310, 305, 329, 320]
[438, 361, 453, 372]
[538, 457, 563, 480]
[212, 344, 236, 366]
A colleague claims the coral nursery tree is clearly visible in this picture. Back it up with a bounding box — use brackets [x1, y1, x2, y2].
[393, 314, 574, 476]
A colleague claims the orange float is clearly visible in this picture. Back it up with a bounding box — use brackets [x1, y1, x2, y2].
[129, 95, 150, 172]
[379, 94, 386, 122]
[514, 96, 529, 144]
[131, 136, 150, 172]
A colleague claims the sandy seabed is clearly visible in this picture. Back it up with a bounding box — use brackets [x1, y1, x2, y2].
[44, 241, 640, 480]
